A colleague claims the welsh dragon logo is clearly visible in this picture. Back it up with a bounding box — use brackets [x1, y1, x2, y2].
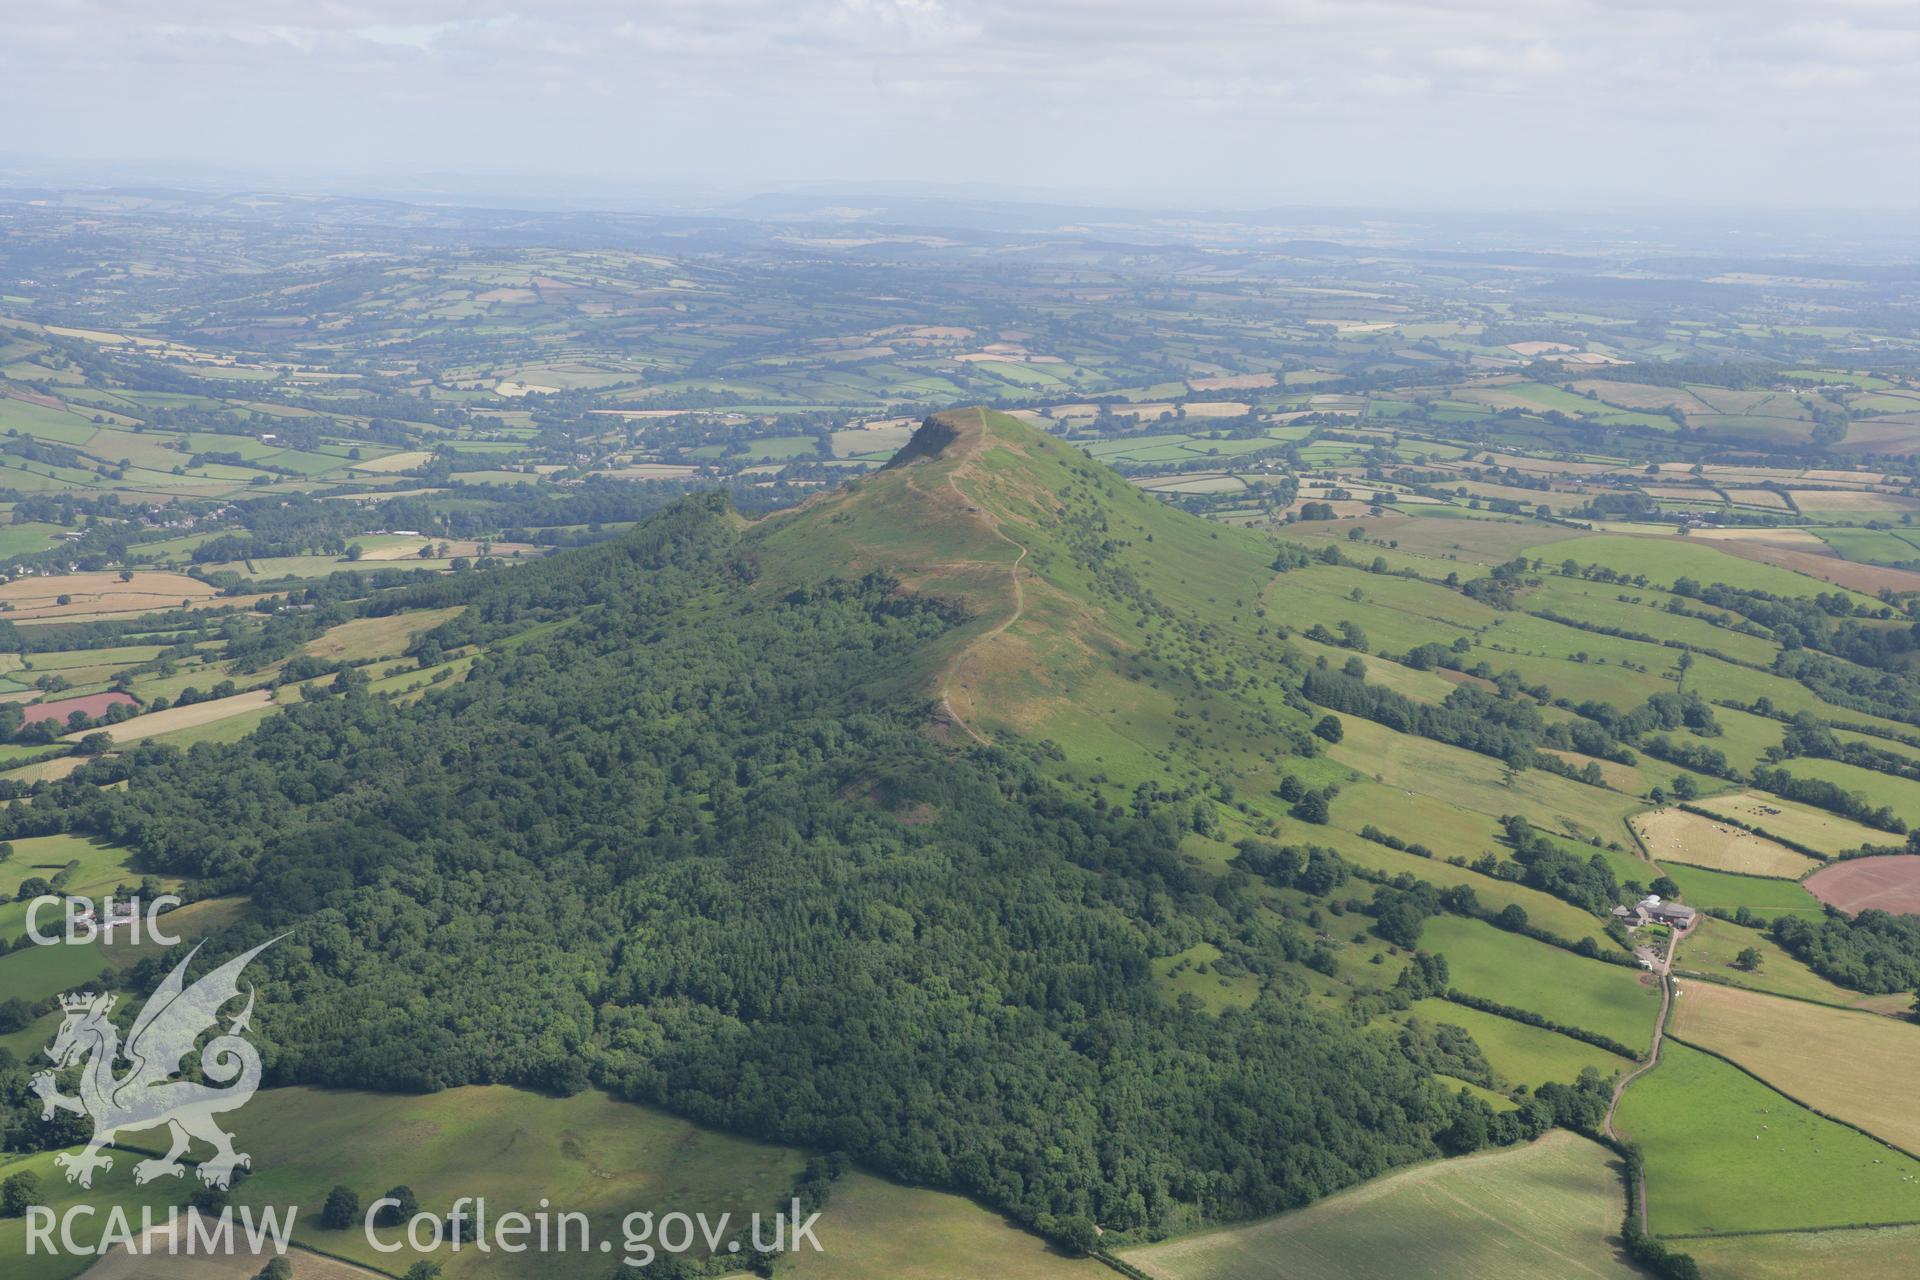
[32, 938, 279, 1190]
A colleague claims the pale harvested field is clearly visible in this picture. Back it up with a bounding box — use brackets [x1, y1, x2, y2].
[1282, 500, 1378, 519]
[302, 606, 462, 662]
[1698, 470, 1804, 488]
[354, 538, 507, 562]
[1685, 526, 1827, 546]
[1694, 790, 1888, 857]
[1708, 539, 1920, 594]
[1671, 980, 1920, 1155]
[0, 571, 216, 619]
[1189, 373, 1276, 391]
[348, 449, 434, 473]
[605, 462, 702, 479]
[5, 754, 87, 783]
[1485, 452, 1616, 477]
[1642, 485, 1723, 501]
[1802, 468, 1909, 485]
[1632, 807, 1820, 878]
[1189, 400, 1255, 417]
[65, 689, 275, 746]
[1722, 488, 1794, 509]
[1789, 488, 1920, 513]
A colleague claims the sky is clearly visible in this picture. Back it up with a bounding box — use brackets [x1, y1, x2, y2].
[5, 0, 1920, 210]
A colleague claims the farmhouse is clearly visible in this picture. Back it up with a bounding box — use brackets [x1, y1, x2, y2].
[1612, 894, 1698, 929]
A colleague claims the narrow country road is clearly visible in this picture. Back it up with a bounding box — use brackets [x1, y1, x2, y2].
[1605, 924, 1681, 1228]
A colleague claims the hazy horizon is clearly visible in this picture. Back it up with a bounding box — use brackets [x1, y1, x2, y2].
[7, 1, 1920, 211]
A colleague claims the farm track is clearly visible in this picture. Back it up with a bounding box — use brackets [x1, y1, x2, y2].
[923, 410, 1030, 747]
[1605, 926, 1680, 1227]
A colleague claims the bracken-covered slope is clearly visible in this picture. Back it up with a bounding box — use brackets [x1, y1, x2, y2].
[757, 407, 1317, 779]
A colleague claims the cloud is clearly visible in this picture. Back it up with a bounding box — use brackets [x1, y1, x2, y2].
[3, 0, 1917, 206]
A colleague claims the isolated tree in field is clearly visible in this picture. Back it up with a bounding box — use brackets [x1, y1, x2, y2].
[255, 1258, 293, 1280]
[1291, 790, 1330, 824]
[2, 1170, 39, 1217]
[1734, 947, 1763, 972]
[1671, 774, 1698, 801]
[321, 1186, 359, 1230]
[376, 1185, 418, 1226]
[1313, 714, 1344, 744]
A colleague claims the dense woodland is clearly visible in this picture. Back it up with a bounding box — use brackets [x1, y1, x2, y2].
[0, 494, 1530, 1239]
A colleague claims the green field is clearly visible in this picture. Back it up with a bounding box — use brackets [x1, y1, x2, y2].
[1327, 719, 1640, 851]
[1672, 916, 1864, 1005]
[0, 833, 143, 946]
[1688, 1223, 1920, 1280]
[0, 521, 66, 557]
[1327, 824, 1626, 953]
[1659, 863, 1825, 922]
[1527, 534, 1877, 604]
[0, 833, 135, 903]
[1404, 998, 1634, 1090]
[1614, 1042, 1920, 1235]
[1778, 757, 1920, 826]
[1154, 941, 1262, 1012]
[1120, 1132, 1637, 1280]
[1418, 915, 1662, 1054]
[0, 937, 116, 1006]
[0, 1147, 200, 1280]
[227, 1086, 806, 1277]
